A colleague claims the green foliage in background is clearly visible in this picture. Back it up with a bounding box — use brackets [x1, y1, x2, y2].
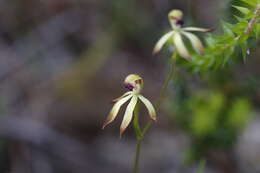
[188, 0, 260, 72]
[165, 0, 259, 162]
[173, 89, 252, 161]
[189, 91, 224, 137]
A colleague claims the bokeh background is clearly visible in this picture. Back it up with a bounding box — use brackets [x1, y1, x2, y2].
[0, 0, 259, 173]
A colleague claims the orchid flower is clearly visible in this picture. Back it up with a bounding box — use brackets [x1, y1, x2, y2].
[153, 9, 212, 61]
[102, 74, 156, 136]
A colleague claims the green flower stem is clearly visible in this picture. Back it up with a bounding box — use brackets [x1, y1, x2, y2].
[188, 0, 197, 23]
[133, 138, 142, 173]
[132, 53, 177, 173]
[133, 101, 143, 139]
[132, 101, 143, 173]
[197, 159, 206, 173]
[143, 52, 177, 135]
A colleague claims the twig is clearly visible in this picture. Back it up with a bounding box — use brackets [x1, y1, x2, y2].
[244, 4, 260, 35]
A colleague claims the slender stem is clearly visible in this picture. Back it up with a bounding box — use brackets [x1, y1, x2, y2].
[132, 53, 177, 173]
[197, 159, 206, 173]
[132, 101, 142, 173]
[187, 0, 197, 24]
[143, 53, 177, 135]
[133, 101, 143, 139]
[157, 55, 177, 106]
[133, 139, 142, 173]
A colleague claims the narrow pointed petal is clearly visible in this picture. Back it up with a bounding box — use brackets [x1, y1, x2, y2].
[173, 32, 191, 61]
[153, 31, 174, 55]
[120, 95, 138, 136]
[102, 95, 132, 129]
[183, 27, 213, 32]
[112, 91, 133, 103]
[182, 31, 204, 55]
[138, 95, 157, 121]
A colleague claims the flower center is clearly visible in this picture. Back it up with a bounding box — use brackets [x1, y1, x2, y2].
[124, 83, 134, 91]
[176, 19, 184, 26]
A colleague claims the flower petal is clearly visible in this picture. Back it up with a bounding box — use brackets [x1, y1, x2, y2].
[183, 27, 213, 32]
[182, 31, 204, 55]
[120, 95, 138, 136]
[173, 32, 191, 61]
[153, 31, 174, 55]
[102, 94, 132, 129]
[138, 95, 157, 121]
[112, 91, 133, 103]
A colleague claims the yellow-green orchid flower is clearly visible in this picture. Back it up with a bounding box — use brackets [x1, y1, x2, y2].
[102, 74, 156, 136]
[153, 9, 212, 61]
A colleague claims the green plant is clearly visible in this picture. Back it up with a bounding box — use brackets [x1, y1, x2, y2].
[190, 0, 260, 71]
[102, 0, 260, 172]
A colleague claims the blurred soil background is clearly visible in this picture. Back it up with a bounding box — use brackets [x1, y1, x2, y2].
[0, 0, 259, 173]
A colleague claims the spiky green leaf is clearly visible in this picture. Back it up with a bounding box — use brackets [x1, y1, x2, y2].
[232, 5, 250, 15]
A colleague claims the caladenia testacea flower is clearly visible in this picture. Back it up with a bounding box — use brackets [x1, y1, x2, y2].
[102, 74, 157, 136]
[153, 9, 212, 61]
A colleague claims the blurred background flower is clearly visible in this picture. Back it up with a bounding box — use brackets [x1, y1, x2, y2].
[0, 0, 259, 173]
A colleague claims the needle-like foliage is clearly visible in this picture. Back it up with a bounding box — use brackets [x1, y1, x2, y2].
[189, 0, 260, 72]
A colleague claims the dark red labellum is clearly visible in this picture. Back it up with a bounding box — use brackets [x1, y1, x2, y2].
[124, 83, 134, 91]
[176, 20, 184, 26]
